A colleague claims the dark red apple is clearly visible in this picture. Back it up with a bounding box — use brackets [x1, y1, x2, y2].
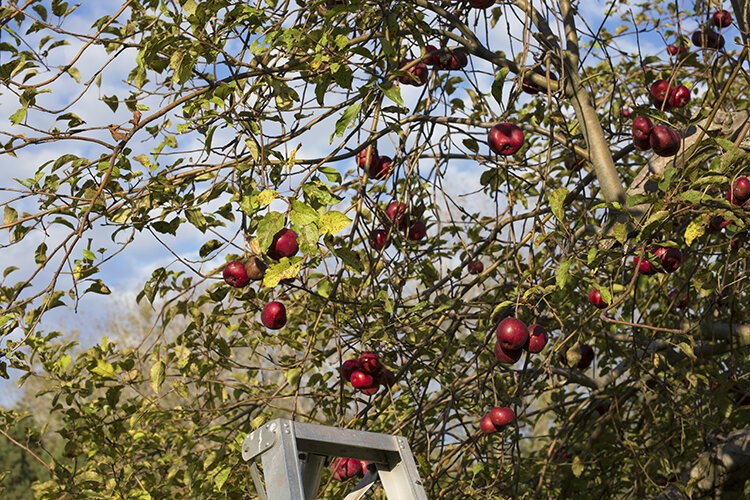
[650, 124, 681, 156]
[467, 259, 484, 275]
[653, 246, 682, 273]
[650, 79, 671, 108]
[350, 370, 375, 389]
[488, 406, 515, 427]
[488, 122, 524, 155]
[521, 66, 557, 95]
[361, 386, 378, 396]
[245, 256, 267, 281]
[706, 215, 730, 233]
[223, 260, 250, 288]
[588, 288, 608, 309]
[356, 144, 378, 170]
[496, 317, 529, 350]
[525, 324, 548, 353]
[479, 414, 496, 434]
[440, 49, 468, 70]
[341, 359, 361, 382]
[667, 44, 687, 56]
[267, 228, 299, 260]
[577, 344, 594, 369]
[369, 155, 392, 179]
[469, 0, 494, 8]
[398, 59, 429, 86]
[632, 116, 653, 141]
[261, 301, 287, 329]
[369, 229, 390, 251]
[376, 368, 397, 387]
[424, 44, 440, 66]
[407, 220, 427, 241]
[494, 341, 523, 364]
[633, 256, 658, 275]
[668, 85, 690, 108]
[386, 201, 409, 229]
[732, 176, 750, 203]
[692, 28, 725, 49]
[359, 352, 381, 374]
[712, 10, 732, 28]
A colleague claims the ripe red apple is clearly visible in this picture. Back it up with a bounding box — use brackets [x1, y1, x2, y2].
[469, 0, 494, 8]
[350, 370, 375, 389]
[668, 85, 690, 108]
[650, 79, 671, 108]
[446, 49, 468, 70]
[245, 256, 267, 281]
[524, 324, 548, 353]
[488, 122, 524, 155]
[732, 176, 750, 203]
[398, 59, 429, 86]
[650, 125, 681, 157]
[369, 229, 390, 251]
[332, 458, 365, 481]
[407, 220, 427, 241]
[633, 256, 658, 275]
[341, 359, 361, 382]
[521, 66, 557, 95]
[369, 155, 392, 179]
[479, 414, 496, 434]
[223, 260, 250, 288]
[261, 301, 287, 329]
[632, 115, 653, 141]
[361, 386, 379, 396]
[467, 259, 484, 275]
[496, 317, 529, 351]
[577, 344, 594, 369]
[588, 288, 608, 309]
[667, 43, 687, 56]
[712, 10, 732, 28]
[622, 108, 632, 118]
[359, 352, 381, 374]
[423, 44, 440, 66]
[356, 144, 378, 170]
[706, 215, 730, 233]
[376, 368, 397, 387]
[652, 246, 682, 273]
[386, 201, 409, 229]
[692, 28, 725, 50]
[488, 406, 515, 427]
[494, 341, 523, 364]
[267, 228, 299, 260]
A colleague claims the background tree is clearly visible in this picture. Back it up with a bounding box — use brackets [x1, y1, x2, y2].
[0, 0, 749, 498]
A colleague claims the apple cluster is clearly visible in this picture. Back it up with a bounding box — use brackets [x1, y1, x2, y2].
[633, 245, 682, 276]
[494, 317, 548, 364]
[356, 144, 392, 180]
[649, 79, 690, 110]
[369, 201, 427, 251]
[422, 45, 469, 71]
[341, 352, 396, 395]
[331, 457, 369, 482]
[690, 10, 731, 51]
[398, 59, 428, 87]
[222, 256, 267, 288]
[479, 406, 515, 435]
[631, 116, 681, 157]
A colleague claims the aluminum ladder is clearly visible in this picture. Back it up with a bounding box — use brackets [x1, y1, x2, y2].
[241, 418, 428, 500]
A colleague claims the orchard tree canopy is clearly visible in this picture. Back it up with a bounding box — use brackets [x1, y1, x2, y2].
[1, 0, 750, 498]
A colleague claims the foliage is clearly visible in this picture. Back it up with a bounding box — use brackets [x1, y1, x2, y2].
[0, 0, 749, 498]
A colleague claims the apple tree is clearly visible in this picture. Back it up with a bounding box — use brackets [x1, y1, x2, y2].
[0, 0, 749, 497]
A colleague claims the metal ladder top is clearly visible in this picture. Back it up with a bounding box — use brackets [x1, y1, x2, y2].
[242, 418, 428, 500]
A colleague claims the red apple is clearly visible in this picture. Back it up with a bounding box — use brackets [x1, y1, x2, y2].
[376, 368, 397, 387]
[223, 260, 250, 288]
[488, 122, 524, 155]
[577, 344, 594, 369]
[356, 144, 378, 170]
[467, 259, 484, 275]
[652, 246, 682, 273]
[668, 85, 690, 108]
[632, 116, 653, 141]
[525, 324, 548, 353]
[488, 406, 515, 427]
[424, 44, 440, 66]
[588, 288, 608, 309]
[267, 228, 299, 260]
[692, 28, 725, 49]
[712, 10, 732, 28]
[622, 108, 632, 118]
[650, 79, 671, 108]
[360, 386, 379, 396]
[446, 49, 468, 70]
[633, 256, 658, 275]
[407, 220, 427, 241]
[350, 370, 375, 389]
[398, 59, 429, 86]
[332, 458, 365, 481]
[245, 256, 267, 281]
[341, 359, 361, 382]
[469, 0, 494, 8]
[496, 317, 529, 350]
[386, 201, 409, 229]
[369, 155, 392, 179]
[359, 352, 381, 374]
[369, 229, 390, 251]
[650, 124, 681, 157]
[479, 414, 496, 434]
[706, 215, 730, 233]
[261, 301, 287, 329]
[732, 176, 750, 203]
[667, 44, 687, 56]
[494, 341, 523, 364]
[521, 66, 557, 95]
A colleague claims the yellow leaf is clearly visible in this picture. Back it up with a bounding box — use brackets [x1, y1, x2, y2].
[257, 190, 277, 207]
[319, 211, 351, 235]
[684, 217, 706, 246]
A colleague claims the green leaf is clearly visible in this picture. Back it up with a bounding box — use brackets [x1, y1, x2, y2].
[572, 456, 584, 477]
[9, 108, 26, 125]
[336, 247, 363, 272]
[297, 224, 319, 255]
[319, 211, 351, 235]
[213, 467, 231, 492]
[549, 187, 568, 222]
[587, 247, 598, 266]
[262, 257, 303, 288]
[612, 222, 629, 244]
[290, 199, 319, 227]
[66, 66, 80, 83]
[556, 260, 571, 289]
[333, 103, 361, 139]
[684, 217, 706, 246]
[199, 239, 222, 258]
[91, 360, 117, 379]
[185, 208, 207, 232]
[150, 360, 165, 394]
[257, 190, 277, 206]
[678, 190, 706, 205]
[3, 206, 17, 227]
[383, 85, 404, 107]
[182, 0, 198, 15]
[491, 67, 509, 105]
[256, 212, 285, 253]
